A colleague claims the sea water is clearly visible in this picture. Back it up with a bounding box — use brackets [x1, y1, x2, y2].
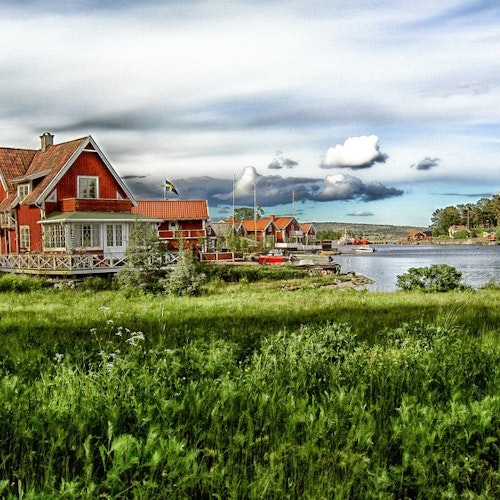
[334, 244, 500, 292]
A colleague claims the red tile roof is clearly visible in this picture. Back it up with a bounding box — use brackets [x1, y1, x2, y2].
[132, 200, 209, 220]
[22, 137, 88, 204]
[0, 148, 37, 191]
[268, 216, 296, 229]
[240, 218, 276, 232]
[0, 137, 88, 205]
[301, 223, 316, 233]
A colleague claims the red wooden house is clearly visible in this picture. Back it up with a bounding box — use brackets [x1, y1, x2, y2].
[0, 133, 159, 275]
[300, 223, 317, 244]
[132, 200, 209, 251]
[239, 217, 278, 244]
[267, 216, 302, 243]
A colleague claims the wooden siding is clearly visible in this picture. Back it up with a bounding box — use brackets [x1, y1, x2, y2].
[16, 205, 42, 252]
[58, 198, 132, 212]
[55, 152, 129, 200]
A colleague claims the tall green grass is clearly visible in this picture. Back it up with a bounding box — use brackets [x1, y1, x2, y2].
[0, 283, 499, 498]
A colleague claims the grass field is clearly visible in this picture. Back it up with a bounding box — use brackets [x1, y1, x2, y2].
[0, 275, 499, 498]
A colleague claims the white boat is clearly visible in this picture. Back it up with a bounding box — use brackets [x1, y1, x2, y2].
[354, 245, 375, 253]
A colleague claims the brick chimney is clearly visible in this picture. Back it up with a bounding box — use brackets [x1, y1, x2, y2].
[40, 132, 54, 152]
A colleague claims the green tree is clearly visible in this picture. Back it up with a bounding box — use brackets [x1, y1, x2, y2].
[430, 206, 461, 236]
[234, 206, 264, 221]
[483, 194, 500, 227]
[115, 221, 167, 293]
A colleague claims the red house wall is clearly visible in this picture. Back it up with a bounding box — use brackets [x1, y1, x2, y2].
[17, 205, 43, 252]
[56, 152, 128, 200]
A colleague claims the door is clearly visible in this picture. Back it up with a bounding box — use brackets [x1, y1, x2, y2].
[104, 224, 125, 258]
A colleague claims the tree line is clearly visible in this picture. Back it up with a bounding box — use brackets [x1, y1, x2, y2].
[430, 194, 500, 236]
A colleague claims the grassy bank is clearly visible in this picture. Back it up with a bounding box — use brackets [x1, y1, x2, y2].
[0, 281, 499, 498]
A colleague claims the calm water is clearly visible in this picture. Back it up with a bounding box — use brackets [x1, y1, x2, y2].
[334, 244, 500, 292]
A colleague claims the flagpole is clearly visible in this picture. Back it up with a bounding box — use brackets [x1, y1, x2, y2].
[232, 174, 235, 231]
[254, 182, 257, 245]
[292, 190, 295, 218]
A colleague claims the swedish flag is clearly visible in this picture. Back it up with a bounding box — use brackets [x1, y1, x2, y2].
[164, 179, 179, 196]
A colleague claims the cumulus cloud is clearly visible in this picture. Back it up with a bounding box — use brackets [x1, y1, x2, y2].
[412, 157, 440, 170]
[320, 135, 388, 170]
[314, 173, 403, 202]
[268, 151, 299, 170]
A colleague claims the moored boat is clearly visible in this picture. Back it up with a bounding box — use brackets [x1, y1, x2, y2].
[354, 245, 375, 253]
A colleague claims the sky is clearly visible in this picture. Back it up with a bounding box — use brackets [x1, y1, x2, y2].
[1, 0, 499, 227]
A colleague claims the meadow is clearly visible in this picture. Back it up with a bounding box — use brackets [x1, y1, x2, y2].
[0, 273, 499, 498]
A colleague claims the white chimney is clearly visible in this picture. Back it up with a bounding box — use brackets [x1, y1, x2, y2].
[40, 132, 54, 152]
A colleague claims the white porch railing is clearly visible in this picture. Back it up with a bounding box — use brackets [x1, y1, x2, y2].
[0, 252, 179, 275]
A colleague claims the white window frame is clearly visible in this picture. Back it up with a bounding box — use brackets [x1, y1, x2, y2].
[106, 224, 123, 247]
[17, 184, 31, 200]
[77, 176, 99, 199]
[73, 223, 101, 249]
[43, 225, 66, 250]
[19, 225, 30, 251]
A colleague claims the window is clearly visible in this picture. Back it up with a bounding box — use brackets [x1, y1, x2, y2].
[1, 211, 12, 227]
[17, 184, 31, 200]
[106, 224, 123, 247]
[73, 224, 100, 248]
[43, 225, 66, 249]
[78, 176, 98, 199]
[20, 226, 30, 250]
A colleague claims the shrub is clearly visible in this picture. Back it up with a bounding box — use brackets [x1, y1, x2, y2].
[396, 264, 465, 292]
[0, 273, 50, 292]
[452, 230, 470, 239]
[162, 247, 206, 296]
[77, 277, 112, 291]
[115, 221, 168, 294]
[203, 264, 308, 283]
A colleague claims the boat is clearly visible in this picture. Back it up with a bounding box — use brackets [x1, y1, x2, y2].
[258, 249, 286, 264]
[354, 245, 375, 253]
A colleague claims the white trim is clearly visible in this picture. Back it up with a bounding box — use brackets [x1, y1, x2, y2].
[77, 175, 99, 199]
[46, 189, 57, 202]
[17, 183, 31, 200]
[19, 225, 31, 250]
[35, 135, 137, 206]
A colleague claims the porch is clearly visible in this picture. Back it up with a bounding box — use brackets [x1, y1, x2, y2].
[0, 252, 179, 276]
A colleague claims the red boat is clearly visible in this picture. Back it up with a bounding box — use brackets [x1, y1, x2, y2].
[258, 249, 286, 264]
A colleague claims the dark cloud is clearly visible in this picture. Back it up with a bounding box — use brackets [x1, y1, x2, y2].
[440, 191, 496, 197]
[55, 109, 165, 133]
[126, 169, 404, 214]
[346, 211, 374, 217]
[412, 157, 440, 170]
[313, 174, 403, 202]
[122, 174, 147, 180]
[268, 151, 299, 170]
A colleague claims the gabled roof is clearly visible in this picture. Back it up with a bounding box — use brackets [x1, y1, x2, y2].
[267, 216, 297, 230]
[240, 218, 277, 232]
[209, 221, 241, 236]
[132, 200, 209, 220]
[0, 135, 136, 207]
[301, 222, 316, 233]
[0, 147, 37, 193]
